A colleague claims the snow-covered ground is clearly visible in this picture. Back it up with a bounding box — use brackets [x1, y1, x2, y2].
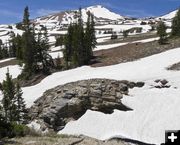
[0, 34, 179, 144]
[56, 48, 180, 145]
[0, 65, 21, 83]
[49, 37, 159, 58]
[0, 46, 175, 145]
[0, 58, 15, 63]
[95, 24, 152, 34]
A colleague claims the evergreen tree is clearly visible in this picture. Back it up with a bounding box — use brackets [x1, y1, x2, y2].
[63, 24, 74, 68]
[2, 69, 16, 122]
[1, 69, 27, 123]
[15, 34, 23, 60]
[55, 36, 64, 47]
[157, 21, 168, 44]
[36, 26, 54, 74]
[90, 13, 97, 51]
[123, 30, 128, 38]
[0, 39, 3, 59]
[171, 8, 180, 37]
[9, 32, 17, 57]
[21, 6, 36, 76]
[76, 7, 84, 66]
[15, 82, 27, 124]
[63, 9, 96, 68]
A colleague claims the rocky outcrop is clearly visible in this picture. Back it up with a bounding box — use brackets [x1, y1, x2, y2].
[29, 79, 144, 132]
[153, 79, 170, 88]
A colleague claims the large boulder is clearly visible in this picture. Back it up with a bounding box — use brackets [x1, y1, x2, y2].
[29, 79, 144, 132]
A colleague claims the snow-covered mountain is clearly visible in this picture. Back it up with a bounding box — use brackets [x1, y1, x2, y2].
[33, 5, 125, 30]
[0, 5, 152, 45]
[158, 9, 178, 20]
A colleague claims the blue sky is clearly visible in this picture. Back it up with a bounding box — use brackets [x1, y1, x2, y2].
[0, 0, 180, 24]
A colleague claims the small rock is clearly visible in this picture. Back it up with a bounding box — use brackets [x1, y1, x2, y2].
[160, 79, 168, 86]
[155, 79, 161, 83]
[128, 82, 136, 88]
[136, 82, 145, 88]
[119, 83, 128, 92]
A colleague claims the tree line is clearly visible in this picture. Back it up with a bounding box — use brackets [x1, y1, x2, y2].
[63, 9, 96, 68]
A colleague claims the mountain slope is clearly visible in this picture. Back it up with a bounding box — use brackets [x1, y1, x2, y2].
[158, 10, 178, 20]
[34, 5, 125, 29]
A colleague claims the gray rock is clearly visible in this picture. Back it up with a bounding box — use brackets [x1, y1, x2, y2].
[29, 79, 142, 132]
[136, 82, 145, 88]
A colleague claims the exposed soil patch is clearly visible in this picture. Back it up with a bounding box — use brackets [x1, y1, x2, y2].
[167, 62, 180, 71]
[92, 38, 180, 67]
[98, 32, 157, 45]
[18, 73, 48, 87]
[0, 59, 18, 68]
[3, 135, 137, 145]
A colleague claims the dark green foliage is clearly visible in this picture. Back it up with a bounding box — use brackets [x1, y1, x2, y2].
[15, 82, 28, 124]
[10, 123, 30, 137]
[123, 30, 128, 38]
[18, 7, 54, 77]
[0, 70, 28, 139]
[21, 6, 37, 75]
[171, 8, 180, 37]
[35, 26, 54, 74]
[63, 9, 96, 68]
[15, 35, 23, 60]
[55, 54, 62, 70]
[111, 34, 118, 39]
[16, 22, 23, 30]
[2, 69, 16, 122]
[9, 32, 17, 57]
[1, 69, 27, 123]
[0, 121, 30, 138]
[157, 21, 168, 44]
[140, 21, 147, 25]
[55, 36, 64, 47]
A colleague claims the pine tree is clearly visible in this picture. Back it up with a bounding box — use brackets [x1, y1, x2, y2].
[157, 21, 167, 44]
[2, 68, 16, 122]
[90, 13, 97, 51]
[35, 26, 54, 74]
[76, 7, 84, 66]
[171, 8, 180, 37]
[21, 6, 36, 76]
[15, 34, 23, 60]
[9, 32, 17, 57]
[1, 69, 27, 123]
[15, 82, 27, 124]
[0, 39, 3, 59]
[64, 24, 74, 68]
[63, 9, 96, 68]
[123, 30, 128, 38]
[55, 36, 64, 47]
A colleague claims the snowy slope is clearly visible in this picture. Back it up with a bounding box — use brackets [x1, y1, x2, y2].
[34, 5, 124, 27]
[0, 42, 180, 144]
[82, 5, 124, 21]
[13, 46, 180, 144]
[158, 10, 178, 20]
[0, 24, 23, 43]
[57, 48, 180, 145]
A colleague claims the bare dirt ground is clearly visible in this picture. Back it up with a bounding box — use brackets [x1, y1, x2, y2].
[168, 62, 180, 70]
[2, 135, 145, 145]
[98, 32, 157, 45]
[0, 59, 18, 68]
[92, 37, 180, 67]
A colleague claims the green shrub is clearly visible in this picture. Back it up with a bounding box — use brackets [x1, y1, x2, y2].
[9, 123, 30, 137]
